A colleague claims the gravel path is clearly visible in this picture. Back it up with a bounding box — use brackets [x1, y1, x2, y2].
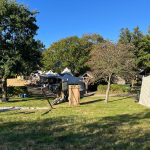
[0, 107, 50, 112]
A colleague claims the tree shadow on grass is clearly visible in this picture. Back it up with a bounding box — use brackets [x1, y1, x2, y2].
[13, 111, 35, 115]
[8, 99, 28, 103]
[0, 111, 150, 149]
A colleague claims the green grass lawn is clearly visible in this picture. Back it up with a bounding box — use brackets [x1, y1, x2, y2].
[0, 95, 150, 150]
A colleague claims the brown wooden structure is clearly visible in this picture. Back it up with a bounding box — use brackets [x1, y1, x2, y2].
[7, 78, 28, 87]
[68, 85, 80, 106]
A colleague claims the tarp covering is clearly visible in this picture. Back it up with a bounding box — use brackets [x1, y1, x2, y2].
[61, 67, 72, 74]
[40, 68, 85, 91]
[139, 76, 150, 107]
[45, 70, 57, 75]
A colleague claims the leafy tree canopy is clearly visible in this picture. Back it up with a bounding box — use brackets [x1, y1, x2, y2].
[0, 0, 44, 77]
[82, 33, 104, 45]
[119, 28, 132, 44]
[89, 41, 135, 102]
[0, 0, 44, 101]
[42, 36, 91, 74]
[118, 27, 150, 73]
[138, 35, 150, 69]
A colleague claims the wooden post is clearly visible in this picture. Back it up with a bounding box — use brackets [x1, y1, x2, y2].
[1, 78, 8, 102]
[68, 85, 80, 106]
[41, 87, 53, 109]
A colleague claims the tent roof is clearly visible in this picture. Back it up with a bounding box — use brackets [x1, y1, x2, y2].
[61, 67, 73, 75]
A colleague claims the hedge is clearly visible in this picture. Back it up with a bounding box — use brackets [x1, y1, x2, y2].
[7, 86, 28, 97]
[97, 84, 131, 94]
[0, 87, 28, 98]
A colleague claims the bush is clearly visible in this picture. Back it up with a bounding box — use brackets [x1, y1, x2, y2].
[7, 86, 28, 97]
[97, 84, 131, 94]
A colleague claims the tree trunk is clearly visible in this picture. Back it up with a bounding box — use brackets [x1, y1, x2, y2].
[1, 78, 8, 102]
[85, 82, 88, 94]
[105, 74, 112, 103]
[131, 80, 134, 88]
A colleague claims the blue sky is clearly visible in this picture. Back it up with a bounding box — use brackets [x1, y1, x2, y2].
[17, 0, 150, 48]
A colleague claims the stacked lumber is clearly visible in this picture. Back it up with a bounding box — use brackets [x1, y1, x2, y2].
[7, 78, 29, 87]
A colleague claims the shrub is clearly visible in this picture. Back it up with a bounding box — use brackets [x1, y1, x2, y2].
[7, 86, 28, 97]
[97, 84, 131, 94]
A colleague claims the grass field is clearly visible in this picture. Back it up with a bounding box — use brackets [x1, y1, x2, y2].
[0, 96, 150, 150]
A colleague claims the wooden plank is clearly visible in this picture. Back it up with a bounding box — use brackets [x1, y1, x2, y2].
[68, 85, 80, 106]
[7, 78, 28, 87]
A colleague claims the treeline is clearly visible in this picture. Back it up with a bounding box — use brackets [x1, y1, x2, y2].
[43, 27, 150, 74]
[42, 34, 104, 74]
[119, 27, 150, 73]
[43, 27, 150, 77]
[42, 28, 150, 102]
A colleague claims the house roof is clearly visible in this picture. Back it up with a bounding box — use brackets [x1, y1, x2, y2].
[82, 71, 94, 79]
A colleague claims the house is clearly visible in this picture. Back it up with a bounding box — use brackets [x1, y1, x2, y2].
[112, 76, 126, 85]
[81, 71, 94, 93]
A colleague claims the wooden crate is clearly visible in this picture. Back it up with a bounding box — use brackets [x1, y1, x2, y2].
[68, 85, 80, 106]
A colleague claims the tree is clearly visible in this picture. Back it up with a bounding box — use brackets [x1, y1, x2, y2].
[132, 27, 144, 48]
[0, 0, 43, 101]
[89, 41, 135, 103]
[119, 28, 132, 44]
[42, 36, 90, 74]
[82, 33, 104, 45]
[138, 35, 150, 70]
[118, 27, 145, 80]
[119, 27, 144, 62]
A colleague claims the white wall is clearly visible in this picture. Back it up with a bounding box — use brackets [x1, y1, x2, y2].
[139, 76, 150, 107]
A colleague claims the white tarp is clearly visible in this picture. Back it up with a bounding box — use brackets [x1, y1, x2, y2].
[139, 76, 150, 107]
[61, 67, 72, 74]
[45, 70, 57, 75]
[41, 68, 85, 91]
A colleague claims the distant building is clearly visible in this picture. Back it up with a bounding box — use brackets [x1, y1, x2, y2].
[81, 71, 94, 93]
[112, 76, 126, 85]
